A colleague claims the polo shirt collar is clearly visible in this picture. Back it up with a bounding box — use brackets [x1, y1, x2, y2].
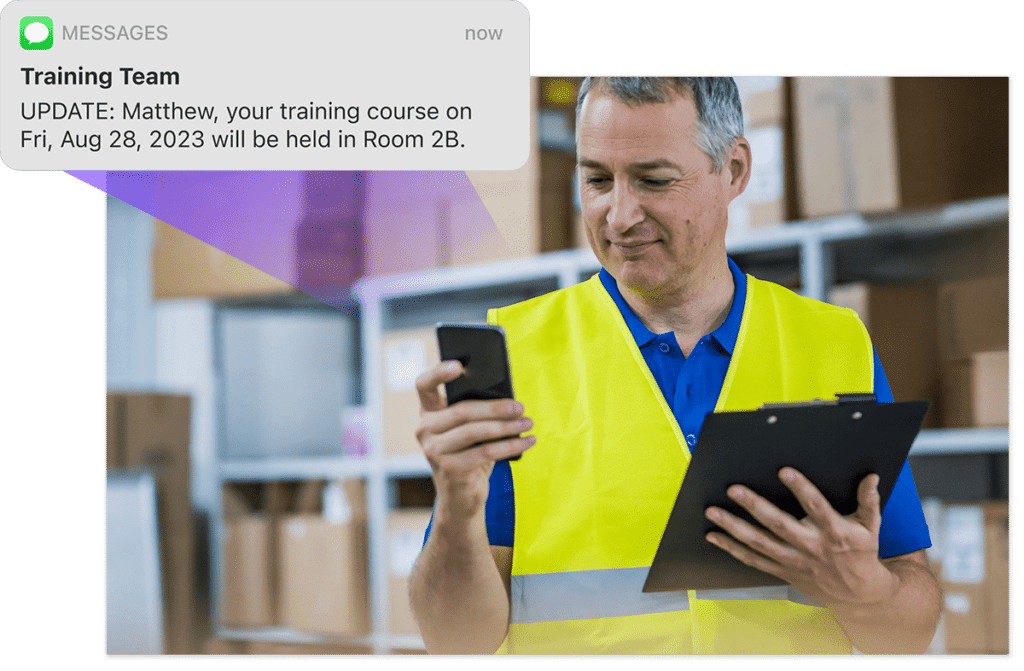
[597, 256, 747, 355]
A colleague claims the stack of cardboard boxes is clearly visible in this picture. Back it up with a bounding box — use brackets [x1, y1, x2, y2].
[936, 274, 1010, 428]
[829, 275, 1007, 655]
[220, 479, 370, 638]
[219, 477, 431, 653]
[728, 76, 796, 233]
[791, 77, 1008, 219]
[805, 75, 1010, 490]
[827, 283, 942, 426]
[828, 272, 1008, 430]
[925, 499, 1009, 654]
[220, 482, 282, 630]
[278, 480, 371, 637]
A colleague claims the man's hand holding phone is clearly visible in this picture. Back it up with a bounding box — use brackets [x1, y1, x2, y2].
[415, 359, 535, 522]
[414, 323, 529, 638]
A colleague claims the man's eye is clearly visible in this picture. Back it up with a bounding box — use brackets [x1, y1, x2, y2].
[585, 176, 610, 186]
[642, 179, 671, 187]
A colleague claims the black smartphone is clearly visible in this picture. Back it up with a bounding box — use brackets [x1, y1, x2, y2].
[435, 323, 520, 461]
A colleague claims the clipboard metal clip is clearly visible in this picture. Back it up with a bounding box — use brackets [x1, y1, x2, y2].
[758, 393, 876, 411]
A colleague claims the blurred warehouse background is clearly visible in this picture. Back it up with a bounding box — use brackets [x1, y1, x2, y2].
[106, 77, 1009, 655]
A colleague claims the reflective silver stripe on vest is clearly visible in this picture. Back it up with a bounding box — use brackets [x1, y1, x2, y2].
[510, 573, 822, 623]
[510, 567, 689, 624]
[694, 586, 823, 608]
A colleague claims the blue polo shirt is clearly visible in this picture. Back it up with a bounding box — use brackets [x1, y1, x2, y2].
[425, 258, 931, 559]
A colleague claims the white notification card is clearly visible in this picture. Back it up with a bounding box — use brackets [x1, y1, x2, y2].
[0, 1, 530, 170]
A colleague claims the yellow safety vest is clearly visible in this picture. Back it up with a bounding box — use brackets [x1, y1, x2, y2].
[487, 272, 873, 654]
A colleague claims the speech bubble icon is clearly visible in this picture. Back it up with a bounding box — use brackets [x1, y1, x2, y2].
[24, 21, 50, 44]
[20, 16, 53, 50]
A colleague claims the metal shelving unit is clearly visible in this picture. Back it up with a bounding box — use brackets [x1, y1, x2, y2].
[202, 193, 1008, 653]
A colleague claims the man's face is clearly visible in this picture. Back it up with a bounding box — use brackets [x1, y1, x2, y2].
[577, 89, 737, 301]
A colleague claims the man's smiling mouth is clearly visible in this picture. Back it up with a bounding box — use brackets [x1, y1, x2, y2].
[611, 240, 658, 255]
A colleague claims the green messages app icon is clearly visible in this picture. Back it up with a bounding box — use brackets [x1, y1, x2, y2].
[21, 16, 54, 50]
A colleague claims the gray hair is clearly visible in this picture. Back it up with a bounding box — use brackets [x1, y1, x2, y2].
[576, 77, 744, 173]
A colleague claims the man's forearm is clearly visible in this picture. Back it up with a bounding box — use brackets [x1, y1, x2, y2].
[409, 514, 511, 654]
[828, 555, 942, 654]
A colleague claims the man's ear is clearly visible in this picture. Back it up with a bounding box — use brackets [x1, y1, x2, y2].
[727, 136, 752, 201]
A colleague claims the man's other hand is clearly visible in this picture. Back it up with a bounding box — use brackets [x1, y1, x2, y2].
[703, 467, 898, 607]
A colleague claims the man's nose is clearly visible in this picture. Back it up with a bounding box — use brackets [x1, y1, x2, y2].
[606, 180, 644, 233]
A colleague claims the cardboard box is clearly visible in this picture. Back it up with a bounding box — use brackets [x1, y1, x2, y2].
[938, 274, 1009, 360]
[153, 171, 365, 300]
[940, 501, 1009, 654]
[107, 393, 193, 525]
[380, 327, 439, 456]
[387, 509, 433, 636]
[108, 392, 200, 653]
[936, 274, 1009, 429]
[827, 282, 940, 426]
[221, 515, 275, 628]
[792, 77, 1008, 218]
[277, 480, 370, 637]
[220, 483, 286, 628]
[728, 77, 795, 232]
[728, 124, 789, 230]
[940, 350, 1009, 428]
[153, 219, 294, 299]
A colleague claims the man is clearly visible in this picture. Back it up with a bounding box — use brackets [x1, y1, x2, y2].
[410, 77, 941, 654]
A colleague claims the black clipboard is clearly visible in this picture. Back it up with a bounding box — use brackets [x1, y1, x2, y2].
[643, 396, 930, 593]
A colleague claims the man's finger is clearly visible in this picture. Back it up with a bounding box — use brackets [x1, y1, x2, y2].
[719, 483, 811, 549]
[423, 398, 526, 437]
[431, 434, 536, 474]
[706, 504, 800, 564]
[415, 360, 464, 413]
[852, 472, 883, 533]
[779, 467, 845, 531]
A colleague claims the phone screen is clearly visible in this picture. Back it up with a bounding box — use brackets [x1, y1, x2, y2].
[436, 324, 515, 406]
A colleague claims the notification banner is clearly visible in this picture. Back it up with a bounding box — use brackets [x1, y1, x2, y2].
[1, 1, 530, 170]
